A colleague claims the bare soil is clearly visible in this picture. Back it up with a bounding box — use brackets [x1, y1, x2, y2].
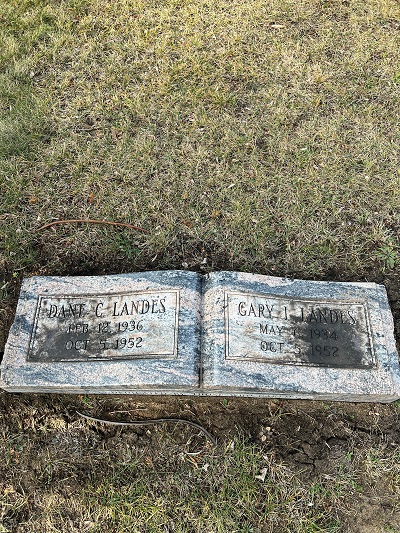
[1, 390, 400, 532]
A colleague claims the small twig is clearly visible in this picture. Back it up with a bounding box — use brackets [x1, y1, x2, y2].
[35, 219, 149, 233]
[76, 411, 217, 446]
[75, 126, 102, 132]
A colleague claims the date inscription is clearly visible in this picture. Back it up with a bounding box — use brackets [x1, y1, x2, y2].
[28, 290, 180, 362]
[225, 291, 375, 368]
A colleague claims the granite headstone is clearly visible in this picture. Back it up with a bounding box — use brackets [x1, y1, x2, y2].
[1, 271, 399, 401]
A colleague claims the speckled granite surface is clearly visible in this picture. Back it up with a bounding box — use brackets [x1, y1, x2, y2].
[0, 271, 202, 393]
[202, 272, 400, 402]
[1, 271, 399, 401]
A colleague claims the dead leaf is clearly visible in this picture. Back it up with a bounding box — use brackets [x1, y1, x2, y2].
[255, 468, 268, 482]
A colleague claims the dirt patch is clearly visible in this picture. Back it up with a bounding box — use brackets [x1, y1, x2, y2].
[1, 391, 400, 531]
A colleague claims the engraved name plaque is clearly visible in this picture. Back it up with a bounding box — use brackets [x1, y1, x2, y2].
[28, 290, 180, 362]
[225, 291, 375, 368]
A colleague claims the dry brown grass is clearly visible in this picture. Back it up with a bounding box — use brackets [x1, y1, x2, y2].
[1, 0, 400, 279]
[1, 394, 400, 532]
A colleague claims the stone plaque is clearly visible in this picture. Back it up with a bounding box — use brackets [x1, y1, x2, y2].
[28, 290, 180, 362]
[2, 271, 400, 401]
[225, 291, 375, 368]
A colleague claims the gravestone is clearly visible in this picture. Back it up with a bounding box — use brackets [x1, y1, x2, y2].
[1, 271, 399, 401]
[0, 271, 201, 394]
[201, 272, 400, 401]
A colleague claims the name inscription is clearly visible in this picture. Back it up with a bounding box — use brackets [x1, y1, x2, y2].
[28, 290, 180, 362]
[225, 291, 375, 368]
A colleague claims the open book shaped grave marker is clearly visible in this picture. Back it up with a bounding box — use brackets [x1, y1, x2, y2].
[1, 271, 399, 401]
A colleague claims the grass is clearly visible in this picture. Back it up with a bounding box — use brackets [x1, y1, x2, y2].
[1, 0, 400, 281]
[1, 394, 400, 532]
[82, 446, 333, 532]
[2, 0, 400, 531]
